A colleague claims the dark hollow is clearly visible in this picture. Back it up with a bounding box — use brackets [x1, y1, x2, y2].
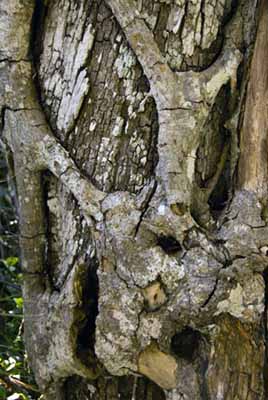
[171, 327, 202, 361]
[157, 236, 182, 255]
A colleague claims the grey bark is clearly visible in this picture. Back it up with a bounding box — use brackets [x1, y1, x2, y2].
[0, 0, 268, 399]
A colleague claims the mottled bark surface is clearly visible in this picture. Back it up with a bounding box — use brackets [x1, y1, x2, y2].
[0, 0, 268, 399]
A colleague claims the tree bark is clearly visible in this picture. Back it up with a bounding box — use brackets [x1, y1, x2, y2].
[1, 0, 268, 399]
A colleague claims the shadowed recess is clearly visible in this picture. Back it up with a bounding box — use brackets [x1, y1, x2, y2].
[171, 327, 202, 361]
[76, 254, 99, 366]
[157, 236, 182, 255]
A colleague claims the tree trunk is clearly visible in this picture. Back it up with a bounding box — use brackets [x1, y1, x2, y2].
[1, 0, 268, 399]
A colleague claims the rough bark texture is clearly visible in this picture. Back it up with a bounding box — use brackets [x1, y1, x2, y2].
[0, 0, 268, 399]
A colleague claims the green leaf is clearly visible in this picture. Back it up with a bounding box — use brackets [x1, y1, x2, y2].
[4, 257, 19, 267]
[0, 385, 7, 398]
[13, 298, 23, 309]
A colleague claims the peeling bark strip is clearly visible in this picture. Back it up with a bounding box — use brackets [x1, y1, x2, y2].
[1, 0, 268, 399]
[238, 0, 268, 198]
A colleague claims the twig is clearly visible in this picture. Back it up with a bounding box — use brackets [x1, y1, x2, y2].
[0, 374, 40, 394]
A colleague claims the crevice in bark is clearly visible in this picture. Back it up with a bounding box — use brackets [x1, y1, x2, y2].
[30, 0, 48, 115]
[153, 3, 170, 57]
[198, 362, 210, 400]
[135, 180, 157, 237]
[30, 0, 58, 145]
[200, 0, 205, 48]
[194, 82, 233, 225]
[42, 170, 59, 292]
[171, 327, 202, 361]
[29, 0, 53, 132]
[196, 336, 210, 400]
[157, 235, 182, 256]
[1, 106, 40, 136]
[195, 0, 239, 74]
[76, 253, 100, 373]
[0, 58, 30, 64]
[178, 0, 188, 44]
[201, 278, 219, 309]
[222, 0, 239, 27]
[170, 327, 211, 397]
[29, 0, 47, 62]
[208, 158, 230, 217]
[0, 106, 7, 133]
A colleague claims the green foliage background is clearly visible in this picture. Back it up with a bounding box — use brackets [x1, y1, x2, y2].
[0, 146, 40, 400]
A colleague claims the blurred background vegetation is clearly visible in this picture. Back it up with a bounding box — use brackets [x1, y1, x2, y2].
[0, 144, 40, 400]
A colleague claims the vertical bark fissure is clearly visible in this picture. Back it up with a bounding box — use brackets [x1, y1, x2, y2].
[76, 254, 100, 372]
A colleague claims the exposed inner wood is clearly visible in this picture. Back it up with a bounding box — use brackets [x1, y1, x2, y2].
[238, 0, 268, 198]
